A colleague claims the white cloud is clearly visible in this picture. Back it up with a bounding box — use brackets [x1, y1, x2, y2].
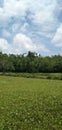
[52, 24, 62, 47]
[0, 38, 10, 52]
[0, 0, 30, 23]
[0, 33, 49, 54]
[29, 0, 57, 25]
[13, 33, 35, 54]
[13, 33, 49, 54]
[0, 0, 59, 55]
[0, 0, 58, 45]
[0, 0, 57, 26]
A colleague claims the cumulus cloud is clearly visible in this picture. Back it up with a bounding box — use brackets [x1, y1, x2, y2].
[0, 0, 57, 26]
[0, 0, 29, 24]
[30, 0, 57, 25]
[13, 33, 50, 54]
[52, 24, 62, 47]
[0, 33, 49, 54]
[0, 0, 59, 37]
[13, 33, 35, 54]
[0, 0, 61, 55]
[0, 38, 10, 52]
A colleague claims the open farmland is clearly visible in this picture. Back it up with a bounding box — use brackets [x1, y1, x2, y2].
[0, 76, 62, 130]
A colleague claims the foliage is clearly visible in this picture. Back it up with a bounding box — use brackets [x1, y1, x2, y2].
[0, 72, 62, 80]
[0, 51, 62, 73]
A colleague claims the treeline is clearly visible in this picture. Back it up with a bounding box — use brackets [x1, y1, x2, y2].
[0, 51, 62, 73]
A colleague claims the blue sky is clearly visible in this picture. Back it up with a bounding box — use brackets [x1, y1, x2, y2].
[0, 0, 62, 55]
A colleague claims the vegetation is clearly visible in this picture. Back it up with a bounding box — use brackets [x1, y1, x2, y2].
[0, 72, 62, 80]
[0, 76, 62, 130]
[0, 51, 62, 73]
[0, 51, 62, 129]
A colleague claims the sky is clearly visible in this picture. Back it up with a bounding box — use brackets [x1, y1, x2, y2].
[0, 0, 62, 56]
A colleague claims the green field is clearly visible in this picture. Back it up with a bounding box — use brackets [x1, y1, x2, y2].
[0, 76, 62, 130]
[1, 72, 62, 80]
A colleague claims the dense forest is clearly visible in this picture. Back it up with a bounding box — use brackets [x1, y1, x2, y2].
[0, 51, 62, 73]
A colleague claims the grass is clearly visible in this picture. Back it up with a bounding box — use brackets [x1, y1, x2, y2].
[0, 76, 62, 130]
[0, 72, 62, 80]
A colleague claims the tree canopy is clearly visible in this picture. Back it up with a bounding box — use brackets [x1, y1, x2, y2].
[0, 51, 62, 73]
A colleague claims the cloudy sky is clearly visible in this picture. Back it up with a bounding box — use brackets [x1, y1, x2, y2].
[0, 0, 62, 55]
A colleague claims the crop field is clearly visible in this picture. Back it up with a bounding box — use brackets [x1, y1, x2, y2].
[0, 76, 62, 130]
